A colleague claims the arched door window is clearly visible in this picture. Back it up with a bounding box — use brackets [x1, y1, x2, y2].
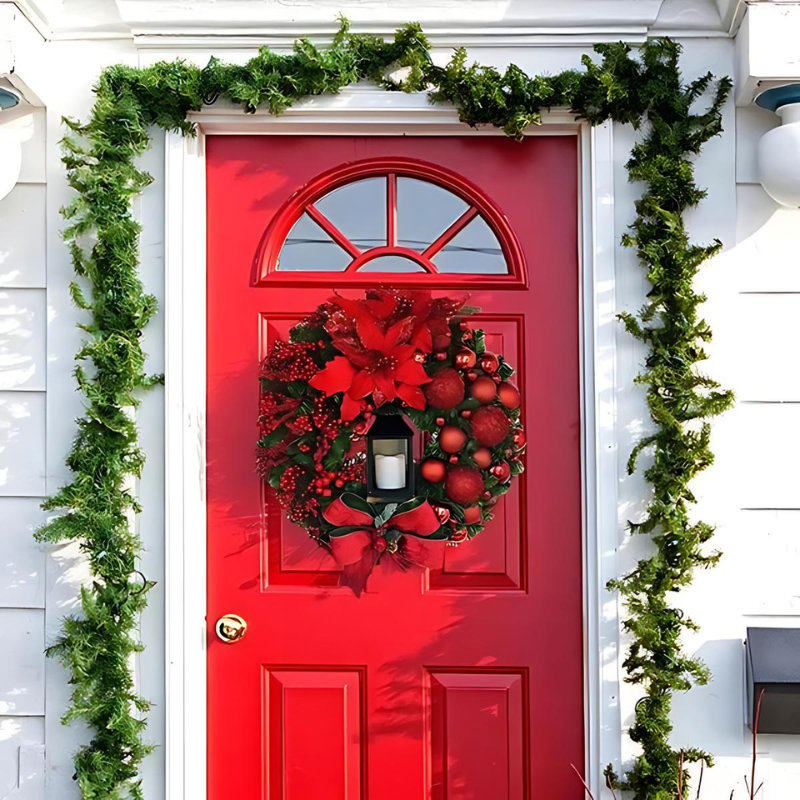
[256, 158, 526, 288]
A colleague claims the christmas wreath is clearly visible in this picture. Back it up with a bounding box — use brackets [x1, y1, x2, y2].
[257, 289, 526, 593]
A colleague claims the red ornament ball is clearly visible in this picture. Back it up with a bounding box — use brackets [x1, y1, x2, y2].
[498, 382, 521, 409]
[439, 425, 468, 454]
[470, 376, 498, 405]
[445, 467, 485, 506]
[433, 332, 452, 351]
[479, 352, 499, 373]
[421, 458, 447, 483]
[423, 368, 465, 409]
[455, 348, 477, 370]
[463, 505, 482, 525]
[490, 462, 512, 483]
[472, 447, 493, 469]
[471, 406, 511, 447]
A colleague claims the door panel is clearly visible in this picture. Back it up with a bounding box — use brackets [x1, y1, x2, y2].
[207, 135, 583, 798]
[264, 669, 365, 799]
[430, 671, 527, 800]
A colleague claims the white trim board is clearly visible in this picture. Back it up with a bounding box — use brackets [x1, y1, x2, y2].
[165, 128, 207, 800]
[163, 90, 620, 799]
[6, 0, 736, 42]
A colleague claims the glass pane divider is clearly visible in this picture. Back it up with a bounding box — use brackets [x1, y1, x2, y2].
[387, 173, 398, 248]
[423, 206, 479, 260]
[305, 205, 362, 259]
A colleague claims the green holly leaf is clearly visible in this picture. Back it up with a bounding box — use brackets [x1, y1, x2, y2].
[257, 423, 288, 449]
[497, 360, 514, 380]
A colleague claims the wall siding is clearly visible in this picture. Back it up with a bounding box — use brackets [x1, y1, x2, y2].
[0, 106, 47, 800]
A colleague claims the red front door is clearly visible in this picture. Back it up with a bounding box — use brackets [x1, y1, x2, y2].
[206, 135, 584, 799]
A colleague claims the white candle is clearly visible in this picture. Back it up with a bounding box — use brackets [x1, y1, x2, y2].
[374, 453, 406, 490]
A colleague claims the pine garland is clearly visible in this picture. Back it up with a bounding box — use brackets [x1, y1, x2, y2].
[40, 20, 730, 798]
[603, 43, 735, 798]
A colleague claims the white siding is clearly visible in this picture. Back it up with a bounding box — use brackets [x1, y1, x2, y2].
[0, 717, 45, 800]
[0, 288, 47, 391]
[0, 104, 47, 800]
[0, 183, 47, 288]
[0, 498, 45, 608]
[0, 608, 45, 716]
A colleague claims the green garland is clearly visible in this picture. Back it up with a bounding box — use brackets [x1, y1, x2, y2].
[39, 19, 731, 799]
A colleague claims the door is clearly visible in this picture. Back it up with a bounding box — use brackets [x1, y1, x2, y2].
[206, 135, 584, 799]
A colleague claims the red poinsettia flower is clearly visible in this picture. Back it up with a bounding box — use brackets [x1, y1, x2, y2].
[310, 306, 432, 420]
[363, 288, 466, 352]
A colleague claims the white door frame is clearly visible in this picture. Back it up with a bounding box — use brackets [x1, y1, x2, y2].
[163, 86, 621, 800]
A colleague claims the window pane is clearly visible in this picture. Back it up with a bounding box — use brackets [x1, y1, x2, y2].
[432, 216, 508, 274]
[277, 212, 352, 272]
[397, 178, 468, 252]
[314, 177, 386, 251]
[358, 255, 426, 273]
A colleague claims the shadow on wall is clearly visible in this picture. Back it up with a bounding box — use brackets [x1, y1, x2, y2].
[0, 393, 44, 496]
[670, 639, 747, 759]
[0, 290, 45, 391]
[732, 185, 799, 290]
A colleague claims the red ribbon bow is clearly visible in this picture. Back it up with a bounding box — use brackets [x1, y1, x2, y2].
[323, 493, 448, 596]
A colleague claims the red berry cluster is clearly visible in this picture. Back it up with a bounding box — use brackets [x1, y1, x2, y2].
[286, 416, 311, 436]
[279, 464, 305, 494]
[255, 438, 290, 477]
[310, 456, 365, 496]
[261, 340, 320, 382]
[311, 396, 343, 440]
[276, 465, 322, 523]
[258, 392, 301, 436]
[312, 471, 337, 496]
[285, 496, 321, 525]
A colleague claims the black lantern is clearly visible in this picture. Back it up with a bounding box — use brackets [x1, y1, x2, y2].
[365, 413, 415, 503]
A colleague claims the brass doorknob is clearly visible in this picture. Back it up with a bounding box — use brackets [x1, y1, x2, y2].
[215, 614, 247, 643]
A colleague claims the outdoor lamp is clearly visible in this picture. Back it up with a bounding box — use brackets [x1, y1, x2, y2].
[0, 89, 23, 202]
[366, 412, 415, 503]
[756, 84, 800, 208]
[0, 88, 20, 110]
